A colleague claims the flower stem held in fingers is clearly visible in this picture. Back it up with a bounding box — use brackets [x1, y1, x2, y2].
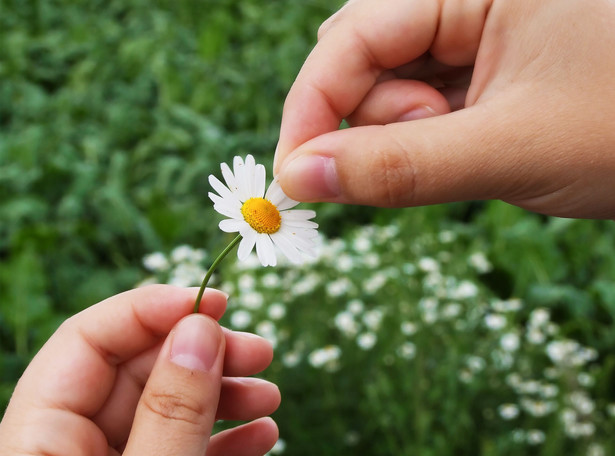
[193, 234, 242, 313]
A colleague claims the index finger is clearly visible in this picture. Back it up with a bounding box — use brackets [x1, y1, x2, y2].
[274, 0, 490, 172]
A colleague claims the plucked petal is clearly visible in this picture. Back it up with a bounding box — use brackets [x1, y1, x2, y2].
[265, 179, 299, 210]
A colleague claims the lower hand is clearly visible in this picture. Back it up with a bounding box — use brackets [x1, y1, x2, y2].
[0, 285, 280, 456]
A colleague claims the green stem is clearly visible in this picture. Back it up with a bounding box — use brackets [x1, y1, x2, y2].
[193, 234, 242, 313]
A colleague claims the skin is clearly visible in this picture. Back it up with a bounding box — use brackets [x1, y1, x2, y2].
[0, 285, 280, 456]
[274, 0, 615, 219]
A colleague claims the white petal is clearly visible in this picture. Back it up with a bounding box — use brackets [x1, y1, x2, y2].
[270, 231, 304, 264]
[209, 174, 240, 205]
[208, 192, 241, 211]
[284, 220, 319, 230]
[219, 219, 245, 233]
[214, 204, 241, 219]
[281, 213, 319, 229]
[241, 155, 259, 199]
[237, 229, 257, 261]
[210, 193, 242, 219]
[244, 154, 256, 170]
[276, 197, 300, 211]
[221, 162, 240, 195]
[265, 179, 299, 210]
[253, 163, 266, 197]
[233, 156, 249, 201]
[255, 234, 277, 267]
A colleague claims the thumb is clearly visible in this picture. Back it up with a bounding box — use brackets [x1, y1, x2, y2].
[276, 95, 560, 209]
[123, 314, 225, 456]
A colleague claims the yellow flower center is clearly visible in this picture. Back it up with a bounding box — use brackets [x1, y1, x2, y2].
[241, 197, 281, 234]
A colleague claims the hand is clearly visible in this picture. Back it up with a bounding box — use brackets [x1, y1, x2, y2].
[275, 0, 615, 219]
[0, 285, 280, 456]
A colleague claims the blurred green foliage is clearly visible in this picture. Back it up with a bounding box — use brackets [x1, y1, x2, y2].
[0, 0, 342, 396]
[2, 1, 615, 455]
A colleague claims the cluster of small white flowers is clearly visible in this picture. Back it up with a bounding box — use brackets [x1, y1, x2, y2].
[308, 345, 342, 372]
[450, 280, 479, 299]
[498, 403, 520, 420]
[140, 245, 207, 287]
[356, 332, 377, 350]
[468, 252, 492, 274]
[230, 309, 252, 329]
[362, 271, 388, 294]
[334, 310, 359, 337]
[326, 277, 355, 297]
[396, 341, 416, 360]
[466, 353, 485, 369]
[491, 298, 523, 313]
[520, 397, 557, 417]
[142, 252, 169, 271]
[138, 220, 609, 452]
[492, 304, 603, 447]
[291, 272, 321, 296]
[256, 320, 279, 348]
[561, 406, 596, 439]
[587, 443, 606, 456]
[525, 308, 557, 345]
[484, 313, 507, 331]
[268, 303, 286, 320]
[546, 339, 598, 368]
[500, 332, 520, 352]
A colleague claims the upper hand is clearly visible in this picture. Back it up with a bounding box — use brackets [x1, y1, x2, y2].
[275, 0, 615, 219]
[0, 285, 280, 456]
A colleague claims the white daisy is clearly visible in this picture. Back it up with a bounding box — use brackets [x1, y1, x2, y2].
[208, 154, 319, 267]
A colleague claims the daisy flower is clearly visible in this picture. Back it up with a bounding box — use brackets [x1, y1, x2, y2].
[208, 154, 319, 266]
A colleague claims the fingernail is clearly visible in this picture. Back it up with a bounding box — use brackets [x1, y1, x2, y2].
[397, 105, 437, 122]
[170, 315, 221, 372]
[209, 288, 229, 300]
[280, 155, 340, 200]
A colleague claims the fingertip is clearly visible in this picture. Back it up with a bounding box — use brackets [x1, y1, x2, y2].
[222, 329, 274, 377]
[258, 416, 280, 442]
[207, 417, 280, 456]
[193, 288, 228, 320]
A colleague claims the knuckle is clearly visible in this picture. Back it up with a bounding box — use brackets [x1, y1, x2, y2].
[372, 142, 416, 207]
[317, 0, 354, 40]
[141, 389, 205, 427]
[317, 15, 336, 40]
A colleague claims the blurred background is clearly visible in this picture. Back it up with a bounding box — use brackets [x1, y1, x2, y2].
[2, 1, 615, 455]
